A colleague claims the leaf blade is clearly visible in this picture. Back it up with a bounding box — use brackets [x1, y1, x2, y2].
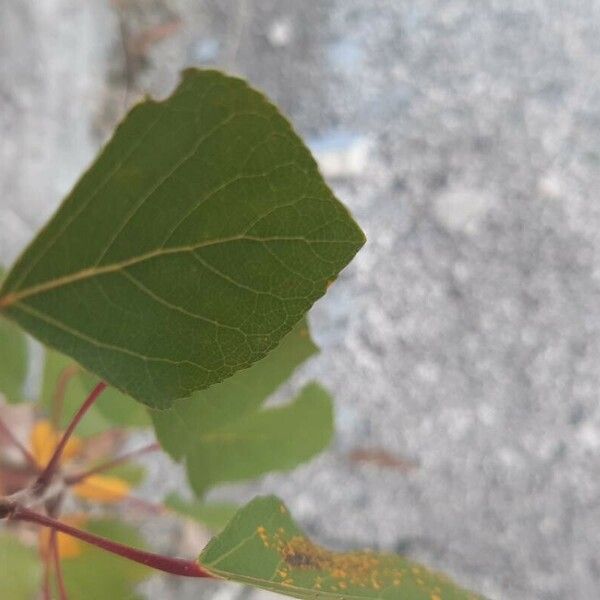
[0, 69, 364, 408]
[185, 383, 333, 496]
[199, 497, 484, 600]
[150, 318, 318, 460]
[0, 267, 28, 404]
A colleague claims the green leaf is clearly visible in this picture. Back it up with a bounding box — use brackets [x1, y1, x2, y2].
[199, 497, 484, 600]
[59, 519, 150, 600]
[0, 532, 41, 600]
[0, 69, 365, 408]
[41, 348, 149, 436]
[102, 462, 146, 487]
[0, 267, 28, 404]
[185, 384, 333, 496]
[151, 318, 317, 460]
[165, 493, 239, 531]
[151, 321, 330, 496]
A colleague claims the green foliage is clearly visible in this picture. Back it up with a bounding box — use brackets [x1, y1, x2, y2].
[0, 69, 365, 408]
[200, 497, 483, 600]
[0, 533, 41, 600]
[0, 67, 483, 600]
[185, 383, 332, 496]
[151, 319, 317, 458]
[151, 319, 332, 495]
[0, 267, 28, 403]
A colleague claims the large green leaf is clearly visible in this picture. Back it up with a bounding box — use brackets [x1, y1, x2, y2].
[41, 348, 149, 436]
[151, 319, 317, 460]
[58, 519, 150, 600]
[0, 69, 365, 408]
[0, 532, 41, 600]
[0, 267, 28, 404]
[199, 497, 484, 600]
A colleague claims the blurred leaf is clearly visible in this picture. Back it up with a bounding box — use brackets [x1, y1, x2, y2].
[165, 493, 238, 531]
[0, 266, 28, 404]
[102, 462, 146, 487]
[151, 319, 317, 460]
[179, 383, 333, 497]
[41, 348, 149, 437]
[0, 532, 41, 600]
[59, 519, 150, 600]
[199, 496, 484, 600]
[0, 69, 365, 408]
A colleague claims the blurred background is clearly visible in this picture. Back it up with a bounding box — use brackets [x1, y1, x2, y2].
[2, 1, 600, 598]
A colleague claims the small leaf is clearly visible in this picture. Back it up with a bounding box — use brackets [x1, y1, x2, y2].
[151, 318, 317, 460]
[0, 532, 41, 600]
[165, 493, 238, 531]
[0, 267, 28, 404]
[199, 496, 484, 600]
[185, 383, 333, 496]
[41, 348, 149, 436]
[0, 69, 365, 408]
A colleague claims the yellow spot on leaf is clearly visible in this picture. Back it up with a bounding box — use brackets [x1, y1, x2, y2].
[73, 475, 131, 503]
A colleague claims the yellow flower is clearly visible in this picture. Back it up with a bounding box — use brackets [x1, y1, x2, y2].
[73, 475, 130, 503]
[39, 515, 87, 559]
[29, 420, 132, 505]
[30, 421, 82, 468]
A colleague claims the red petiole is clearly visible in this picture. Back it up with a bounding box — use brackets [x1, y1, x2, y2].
[65, 441, 160, 485]
[34, 381, 107, 492]
[11, 506, 212, 579]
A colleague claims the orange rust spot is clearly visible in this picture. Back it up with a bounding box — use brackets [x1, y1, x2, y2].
[275, 534, 397, 591]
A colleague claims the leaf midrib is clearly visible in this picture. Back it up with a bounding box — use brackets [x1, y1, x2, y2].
[0, 234, 356, 310]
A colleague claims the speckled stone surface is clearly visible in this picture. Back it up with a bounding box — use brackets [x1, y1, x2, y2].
[2, 1, 600, 598]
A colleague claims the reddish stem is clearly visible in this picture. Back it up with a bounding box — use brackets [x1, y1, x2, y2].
[42, 540, 52, 600]
[0, 416, 39, 471]
[51, 364, 80, 428]
[35, 382, 107, 491]
[14, 507, 212, 578]
[51, 529, 69, 600]
[65, 442, 160, 485]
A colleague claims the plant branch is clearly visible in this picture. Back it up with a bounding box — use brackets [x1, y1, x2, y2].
[13, 507, 212, 579]
[51, 529, 69, 600]
[0, 416, 39, 471]
[35, 382, 107, 492]
[51, 364, 80, 428]
[65, 441, 160, 485]
[42, 540, 52, 600]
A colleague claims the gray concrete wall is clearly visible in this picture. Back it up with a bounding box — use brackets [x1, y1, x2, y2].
[2, 1, 600, 598]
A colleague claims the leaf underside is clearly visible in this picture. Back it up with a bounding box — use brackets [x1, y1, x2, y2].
[199, 497, 484, 600]
[0, 69, 364, 408]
